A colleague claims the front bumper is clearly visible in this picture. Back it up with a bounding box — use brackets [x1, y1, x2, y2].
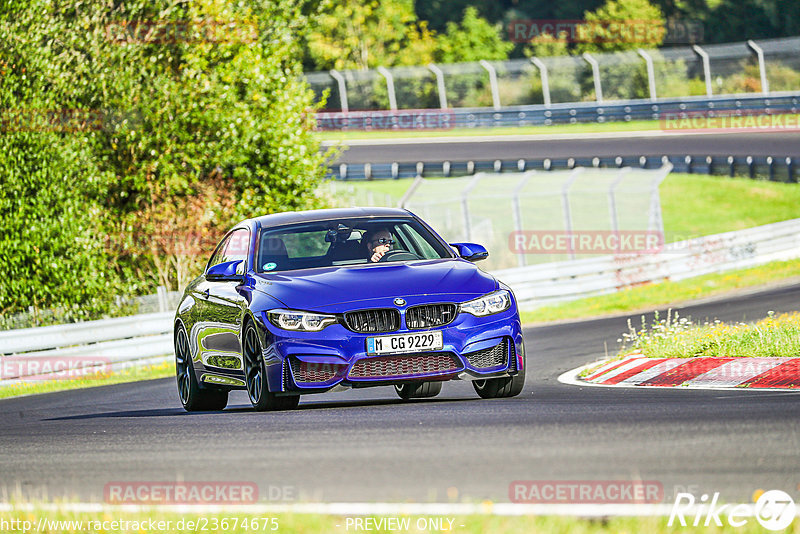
[258, 308, 524, 394]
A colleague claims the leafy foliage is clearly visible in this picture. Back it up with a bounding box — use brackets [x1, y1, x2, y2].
[303, 0, 437, 70]
[0, 0, 327, 320]
[435, 7, 513, 63]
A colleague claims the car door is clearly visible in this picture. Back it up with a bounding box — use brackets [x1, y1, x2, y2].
[195, 228, 252, 377]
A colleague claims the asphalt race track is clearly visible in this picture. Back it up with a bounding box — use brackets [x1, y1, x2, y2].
[329, 131, 800, 164]
[2, 283, 799, 504]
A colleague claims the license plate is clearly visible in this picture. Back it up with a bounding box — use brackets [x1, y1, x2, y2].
[366, 331, 443, 355]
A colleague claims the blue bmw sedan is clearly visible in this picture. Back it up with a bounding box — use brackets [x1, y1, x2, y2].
[174, 207, 525, 411]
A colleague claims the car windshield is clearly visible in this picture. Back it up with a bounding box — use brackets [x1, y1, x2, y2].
[256, 217, 453, 273]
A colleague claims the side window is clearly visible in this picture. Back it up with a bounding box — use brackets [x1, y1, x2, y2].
[207, 229, 251, 271]
[222, 229, 250, 272]
[207, 235, 232, 271]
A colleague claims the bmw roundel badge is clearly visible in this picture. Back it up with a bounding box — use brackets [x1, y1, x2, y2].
[394, 298, 406, 307]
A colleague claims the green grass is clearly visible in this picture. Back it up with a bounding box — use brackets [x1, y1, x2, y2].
[329, 173, 800, 323]
[316, 113, 800, 141]
[520, 258, 800, 324]
[328, 174, 800, 239]
[0, 509, 794, 533]
[317, 119, 664, 141]
[5, 173, 799, 399]
[0, 360, 173, 400]
[660, 174, 800, 242]
[614, 310, 800, 360]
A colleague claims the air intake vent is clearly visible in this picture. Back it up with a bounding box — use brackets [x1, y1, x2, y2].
[349, 353, 460, 379]
[405, 303, 457, 329]
[344, 309, 400, 333]
[464, 339, 508, 369]
[290, 358, 345, 384]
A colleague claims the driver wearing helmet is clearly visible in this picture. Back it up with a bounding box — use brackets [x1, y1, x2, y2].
[364, 228, 394, 262]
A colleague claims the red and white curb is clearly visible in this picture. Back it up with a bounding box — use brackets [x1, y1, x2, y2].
[560, 354, 800, 390]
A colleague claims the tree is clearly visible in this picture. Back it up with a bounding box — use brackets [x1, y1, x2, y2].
[303, 0, 437, 70]
[577, 0, 666, 53]
[435, 6, 513, 63]
[0, 0, 327, 319]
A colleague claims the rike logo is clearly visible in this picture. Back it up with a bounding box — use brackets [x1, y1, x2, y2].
[668, 490, 796, 530]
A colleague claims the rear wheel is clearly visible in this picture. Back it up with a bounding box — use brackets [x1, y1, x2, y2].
[243, 322, 300, 411]
[175, 324, 228, 411]
[395, 381, 442, 400]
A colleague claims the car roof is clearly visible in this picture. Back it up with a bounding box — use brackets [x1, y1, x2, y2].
[249, 207, 415, 229]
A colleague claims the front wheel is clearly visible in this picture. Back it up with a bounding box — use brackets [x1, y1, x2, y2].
[243, 322, 300, 411]
[473, 349, 526, 399]
[395, 381, 442, 400]
[175, 324, 228, 412]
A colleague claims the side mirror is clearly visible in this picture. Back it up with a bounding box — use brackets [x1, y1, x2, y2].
[207, 260, 244, 282]
[450, 242, 489, 262]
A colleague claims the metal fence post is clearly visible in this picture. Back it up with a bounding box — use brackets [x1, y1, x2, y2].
[692, 45, 713, 96]
[607, 168, 631, 239]
[461, 173, 483, 241]
[398, 176, 424, 208]
[479, 60, 501, 110]
[649, 163, 672, 240]
[530, 57, 551, 108]
[561, 168, 584, 260]
[637, 49, 657, 101]
[329, 69, 349, 113]
[747, 40, 770, 95]
[157, 285, 168, 313]
[582, 53, 603, 103]
[512, 172, 534, 267]
[377, 66, 398, 111]
[427, 64, 448, 109]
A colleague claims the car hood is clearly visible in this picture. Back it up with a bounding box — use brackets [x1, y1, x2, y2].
[251, 259, 497, 312]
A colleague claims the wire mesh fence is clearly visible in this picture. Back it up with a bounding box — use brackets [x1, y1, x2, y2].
[322, 166, 671, 271]
[307, 37, 800, 113]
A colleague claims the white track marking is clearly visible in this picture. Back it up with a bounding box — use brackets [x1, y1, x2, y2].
[685, 358, 787, 387]
[615, 359, 687, 385]
[321, 129, 781, 147]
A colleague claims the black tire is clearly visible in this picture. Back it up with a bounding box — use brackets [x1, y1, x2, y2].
[395, 381, 443, 400]
[243, 321, 300, 411]
[472, 349, 526, 399]
[175, 324, 228, 412]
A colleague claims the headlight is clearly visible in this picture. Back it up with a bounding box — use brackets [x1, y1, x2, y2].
[267, 309, 338, 332]
[460, 290, 511, 317]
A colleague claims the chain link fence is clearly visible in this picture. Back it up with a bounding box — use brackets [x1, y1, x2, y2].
[306, 37, 800, 112]
[323, 166, 671, 272]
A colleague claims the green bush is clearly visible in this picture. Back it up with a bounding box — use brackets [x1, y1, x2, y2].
[0, 0, 327, 322]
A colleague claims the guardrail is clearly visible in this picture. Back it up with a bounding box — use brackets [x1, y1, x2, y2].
[496, 218, 800, 307]
[316, 92, 800, 131]
[0, 312, 174, 382]
[2, 219, 799, 379]
[329, 154, 798, 182]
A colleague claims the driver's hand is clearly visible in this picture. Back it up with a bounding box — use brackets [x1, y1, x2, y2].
[371, 244, 390, 262]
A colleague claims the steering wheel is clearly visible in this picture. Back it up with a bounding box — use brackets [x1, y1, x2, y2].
[378, 250, 421, 262]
